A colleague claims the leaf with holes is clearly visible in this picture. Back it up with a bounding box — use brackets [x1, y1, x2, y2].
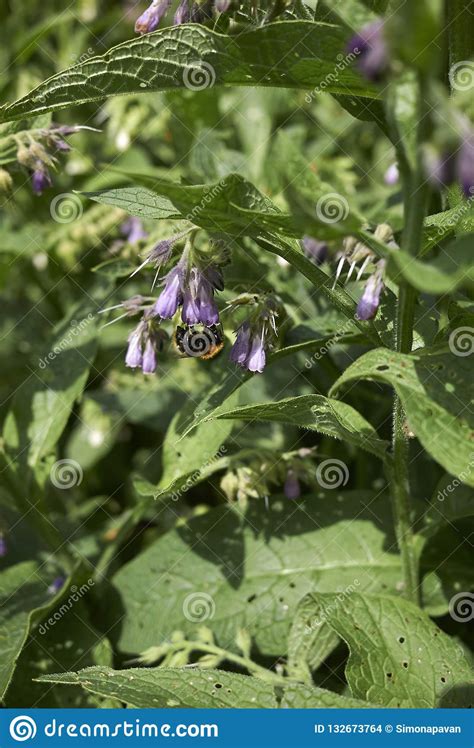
[331, 346, 474, 486]
[312, 592, 474, 707]
[107, 496, 402, 657]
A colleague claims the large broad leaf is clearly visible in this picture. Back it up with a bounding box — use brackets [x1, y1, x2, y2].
[38, 666, 277, 708]
[86, 173, 298, 236]
[0, 22, 378, 123]
[3, 304, 97, 472]
[210, 395, 389, 460]
[311, 592, 474, 707]
[109, 495, 402, 657]
[0, 562, 57, 699]
[37, 666, 374, 708]
[330, 346, 474, 486]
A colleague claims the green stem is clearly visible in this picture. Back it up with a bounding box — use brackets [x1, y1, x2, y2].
[446, 0, 474, 76]
[388, 85, 429, 605]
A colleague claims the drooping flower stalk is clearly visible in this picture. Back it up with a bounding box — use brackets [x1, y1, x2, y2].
[229, 296, 279, 374]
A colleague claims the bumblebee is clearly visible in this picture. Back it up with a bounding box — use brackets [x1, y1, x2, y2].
[173, 324, 224, 360]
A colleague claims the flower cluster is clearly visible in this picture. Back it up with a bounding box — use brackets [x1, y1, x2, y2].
[134, 0, 226, 33]
[229, 295, 280, 374]
[13, 124, 94, 195]
[333, 224, 397, 321]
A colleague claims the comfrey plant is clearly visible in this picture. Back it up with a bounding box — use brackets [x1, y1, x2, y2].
[1, 0, 473, 713]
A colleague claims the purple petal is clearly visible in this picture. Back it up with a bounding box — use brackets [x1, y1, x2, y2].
[246, 332, 266, 373]
[31, 168, 52, 195]
[142, 337, 158, 374]
[284, 470, 301, 500]
[458, 133, 474, 199]
[135, 0, 170, 34]
[229, 322, 251, 365]
[0, 534, 7, 557]
[153, 267, 182, 319]
[348, 20, 388, 82]
[174, 0, 190, 24]
[125, 325, 144, 368]
[356, 273, 384, 320]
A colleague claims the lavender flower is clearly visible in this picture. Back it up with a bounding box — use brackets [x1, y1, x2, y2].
[174, 0, 190, 24]
[122, 217, 148, 244]
[31, 166, 52, 195]
[229, 321, 251, 366]
[181, 266, 221, 326]
[135, 0, 171, 33]
[301, 236, 328, 265]
[229, 298, 278, 374]
[384, 163, 399, 186]
[458, 132, 474, 198]
[424, 148, 457, 190]
[356, 261, 386, 320]
[47, 576, 65, 595]
[0, 533, 7, 557]
[153, 266, 183, 319]
[125, 317, 166, 374]
[348, 20, 388, 82]
[284, 470, 301, 500]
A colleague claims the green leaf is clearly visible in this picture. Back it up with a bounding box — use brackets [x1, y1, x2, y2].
[0, 22, 378, 123]
[211, 395, 389, 460]
[280, 682, 376, 708]
[388, 234, 474, 294]
[38, 666, 278, 708]
[311, 592, 474, 707]
[109, 495, 402, 657]
[85, 186, 180, 221]
[90, 173, 298, 237]
[38, 665, 377, 708]
[3, 305, 97, 471]
[287, 593, 341, 682]
[0, 562, 56, 699]
[331, 346, 474, 485]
